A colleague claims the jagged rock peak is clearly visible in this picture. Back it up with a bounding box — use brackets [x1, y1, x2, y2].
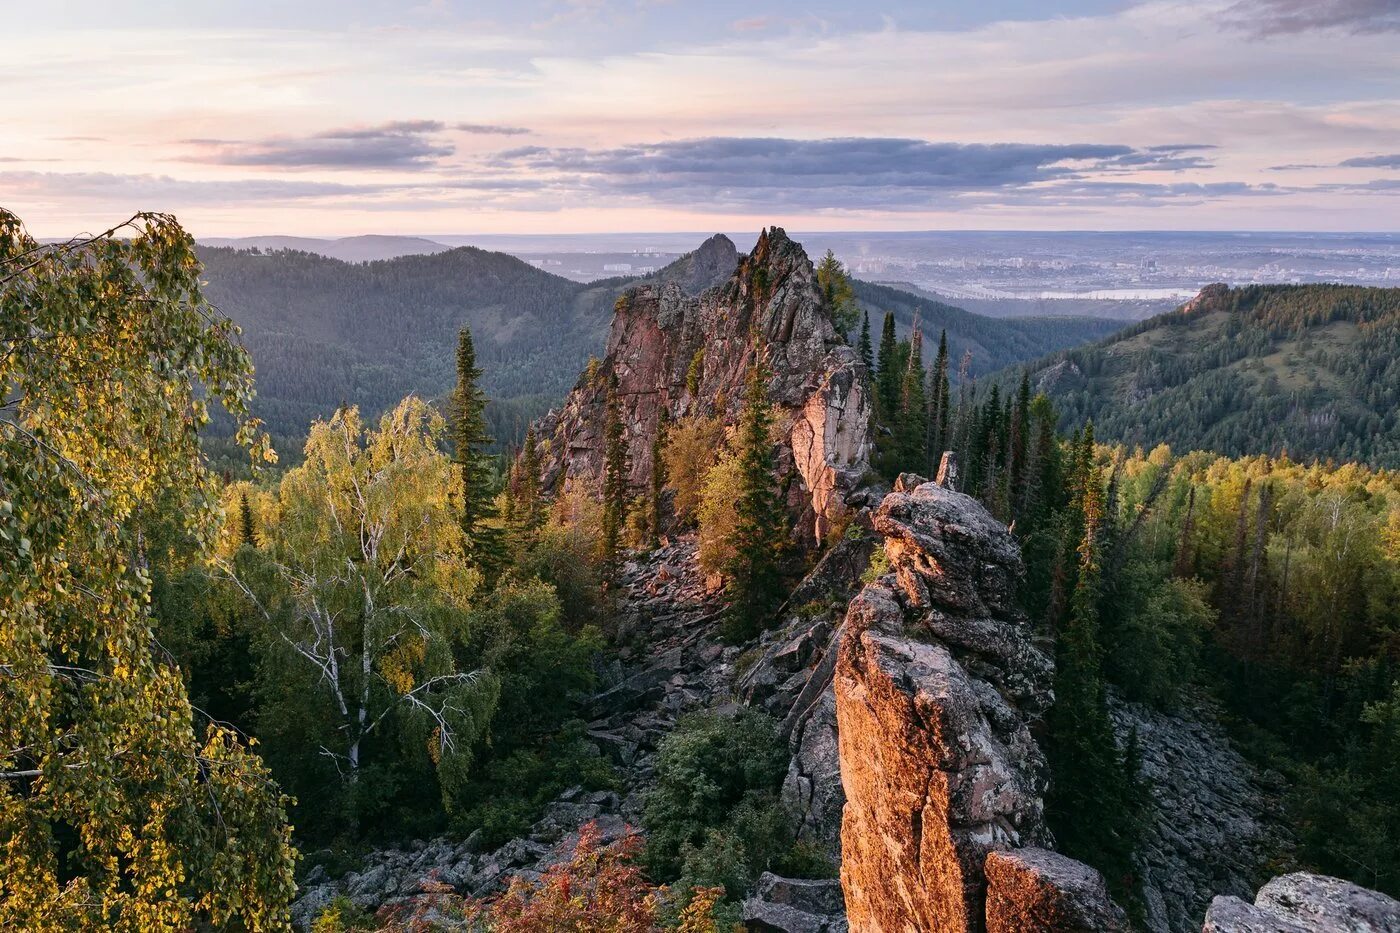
[836, 482, 1057, 932]
[527, 227, 871, 544]
[649, 233, 739, 295]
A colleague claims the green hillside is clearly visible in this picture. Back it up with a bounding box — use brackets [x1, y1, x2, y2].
[1020, 283, 1400, 466]
[852, 279, 1125, 373]
[198, 241, 1126, 456]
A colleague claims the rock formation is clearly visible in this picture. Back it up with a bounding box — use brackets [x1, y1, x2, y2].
[529, 227, 870, 544]
[1204, 872, 1400, 932]
[834, 481, 1059, 932]
[984, 848, 1128, 932]
[1111, 695, 1291, 933]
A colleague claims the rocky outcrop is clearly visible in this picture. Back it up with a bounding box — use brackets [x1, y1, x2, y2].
[835, 482, 1055, 932]
[1112, 695, 1291, 933]
[743, 873, 850, 933]
[529, 227, 870, 544]
[984, 848, 1128, 933]
[1203, 872, 1400, 932]
[644, 233, 739, 295]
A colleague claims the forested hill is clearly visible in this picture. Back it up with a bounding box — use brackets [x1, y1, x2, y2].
[197, 244, 619, 449]
[197, 237, 1127, 454]
[852, 279, 1125, 373]
[1018, 283, 1400, 467]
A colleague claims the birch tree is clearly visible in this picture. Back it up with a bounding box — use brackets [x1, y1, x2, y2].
[226, 398, 498, 800]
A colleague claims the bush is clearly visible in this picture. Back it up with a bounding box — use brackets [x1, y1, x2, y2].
[662, 414, 727, 526]
[643, 709, 791, 904]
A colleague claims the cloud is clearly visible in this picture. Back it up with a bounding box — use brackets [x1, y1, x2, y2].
[182, 120, 455, 170]
[482, 136, 1236, 210]
[1219, 0, 1400, 36]
[1340, 153, 1400, 168]
[456, 123, 531, 135]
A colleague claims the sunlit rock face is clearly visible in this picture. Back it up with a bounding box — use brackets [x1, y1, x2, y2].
[528, 227, 871, 545]
[835, 482, 1056, 932]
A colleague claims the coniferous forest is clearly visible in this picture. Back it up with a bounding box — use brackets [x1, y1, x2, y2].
[4, 211, 1399, 931]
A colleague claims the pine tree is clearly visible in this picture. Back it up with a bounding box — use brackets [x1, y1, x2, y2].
[237, 490, 258, 548]
[875, 311, 900, 419]
[1009, 372, 1031, 519]
[926, 330, 951, 473]
[723, 354, 788, 641]
[1173, 485, 1197, 578]
[450, 326, 507, 585]
[858, 310, 874, 374]
[514, 425, 543, 543]
[1046, 455, 1144, 911]
[601, 378, 630, 574]
[896, 320, 928, 472]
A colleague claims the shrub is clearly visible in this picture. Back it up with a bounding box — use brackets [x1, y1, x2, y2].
[662, 414, 727, 526]
[643, 710, 793, 912]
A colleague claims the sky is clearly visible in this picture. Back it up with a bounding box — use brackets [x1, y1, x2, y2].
[3, 0, 1399, 236]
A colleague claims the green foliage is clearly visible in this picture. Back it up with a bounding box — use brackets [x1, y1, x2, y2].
[452, 326, 509, 585]
[601, 379, 631, 573]
[0, 209, 296, 929]
[663, 414, 727, 528]
[1027, 284, 1400, 467]
[722, 356, 790, 641]
[686, 347, 706, 397]
[816, 249, 860, 336]
[643, 710, 796, 910]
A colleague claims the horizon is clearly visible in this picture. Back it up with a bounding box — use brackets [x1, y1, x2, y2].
[7, 0, 1400, 236]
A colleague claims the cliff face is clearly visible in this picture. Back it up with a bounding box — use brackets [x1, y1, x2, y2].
[834, 481, 1063, 932]
[530, 228, 871, 543]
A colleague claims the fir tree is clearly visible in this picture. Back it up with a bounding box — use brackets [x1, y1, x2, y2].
[1045, 453, 1144, 910]
[858, 310, 874, 373]
[723, 354, 788, 641]
[600, 378, 630, 574]
[926, 330, 951, 473]
[514, 425, 543, 543]
[897, 321, 928, 472]
[237, 490, 257, 549]
[450, 326, 506, 585]
[1009, 372, 1031, 518]
[875, 311, 900, 419]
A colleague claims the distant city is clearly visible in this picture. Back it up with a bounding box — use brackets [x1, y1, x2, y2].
[201, 230, 1400, 321]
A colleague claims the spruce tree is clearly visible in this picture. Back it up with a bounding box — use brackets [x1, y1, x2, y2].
[1045, 452, 1143, 910]
[237, 490, 257, 549]
[601, 378, 630, 574]
[897, 321, 928, 472]
[450, 326, 506, 585]
[514, 425, 543, 543]
[1009, 372, 1031, 518]
[858, 310, 874, 373]
[875, 311, 900, 419]
[926, 330, 950, 472]
[723, 354, 787, 641]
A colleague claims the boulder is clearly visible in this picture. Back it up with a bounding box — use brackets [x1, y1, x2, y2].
[742, 873, 848, 933]
[984, 847, 1128, 932]
[1204, 873, 1400, 933]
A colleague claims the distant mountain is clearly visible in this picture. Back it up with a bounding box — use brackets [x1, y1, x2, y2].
[197, 233, 1125, 454]
[1015, 283, 1400, 466]
[851, 280, 1126, 374]
[200, 234, 452, 263]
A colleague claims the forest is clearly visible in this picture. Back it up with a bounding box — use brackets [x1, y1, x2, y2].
[1021, 283, 1400, 467]
[196, 242, 1123, 466]
[4, 210, 1397, 931]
